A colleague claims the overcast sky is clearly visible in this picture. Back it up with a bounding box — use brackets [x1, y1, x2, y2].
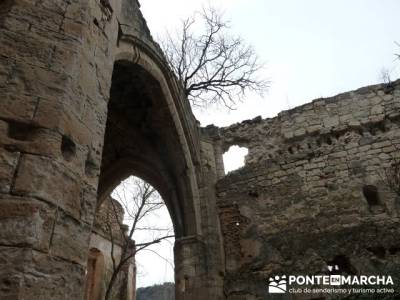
[142, 0, 400, 127]
[112, 177, 174, 288]
[132, 0, 400, 287]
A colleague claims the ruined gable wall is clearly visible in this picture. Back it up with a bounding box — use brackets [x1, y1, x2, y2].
[92, 196, 126, 244]
[87, 196, 135, 300]
[210, 80, 400, 299]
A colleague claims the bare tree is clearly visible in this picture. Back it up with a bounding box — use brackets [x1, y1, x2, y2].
[379, 67, 392, 85]
[103, 177, 174, 300]
[161, 6, 268, 109]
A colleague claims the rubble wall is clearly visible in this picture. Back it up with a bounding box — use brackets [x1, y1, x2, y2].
[211, 80, 400, 299]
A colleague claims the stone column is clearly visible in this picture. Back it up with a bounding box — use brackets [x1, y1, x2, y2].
[0, 0, 117, 298]
[174, 236, 208, 300]
[213, 141, 226, 179]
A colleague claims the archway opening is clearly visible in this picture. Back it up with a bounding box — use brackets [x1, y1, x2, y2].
[97, 59, 200, 237]
[93, 58, 202, 299]
[111, 175, 175, 289]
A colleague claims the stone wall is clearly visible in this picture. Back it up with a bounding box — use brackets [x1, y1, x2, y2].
[93, 196, 126, 242]
[0, 1, 224, 299]
[0, 0, 115, 297]
[67, 195, 134, 300]
[207, 80, 400, 299]
[86, 231, 135, 300]
[5, 0, 400, 299]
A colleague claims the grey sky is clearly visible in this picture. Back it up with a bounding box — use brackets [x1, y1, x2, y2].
[142, 0, 400, 127]
[132, 0, 400, 287]
[112, 176, 174, 288]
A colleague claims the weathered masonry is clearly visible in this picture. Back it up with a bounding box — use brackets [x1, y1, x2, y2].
[0, 0, 399, 299]
[85, 196, 136, 300]
[204, 81, 400, 299]
[0, 0, 224, 299]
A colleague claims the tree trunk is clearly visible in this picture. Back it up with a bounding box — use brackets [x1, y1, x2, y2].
[104, 270, 119, 300]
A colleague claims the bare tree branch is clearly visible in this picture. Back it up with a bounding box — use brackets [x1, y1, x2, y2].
[141, 248, 175, 270]
[102, 178, 175, 300]
[135, 235, 175, 249]
[161, 5, 269, 109]
[105, 216, 117, 273]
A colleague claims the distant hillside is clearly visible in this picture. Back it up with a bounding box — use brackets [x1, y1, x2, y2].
[136, 282, 175, 300]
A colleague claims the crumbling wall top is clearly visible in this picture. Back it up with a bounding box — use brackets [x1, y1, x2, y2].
[203, 79, 400, 169]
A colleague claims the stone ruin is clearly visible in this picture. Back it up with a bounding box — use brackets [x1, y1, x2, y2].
[0, 0, 399, 299]
[86, 196, 135, 300]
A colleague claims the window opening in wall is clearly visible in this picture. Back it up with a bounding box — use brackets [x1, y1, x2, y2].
[223, 145, 249, 174]
[362, 185, 385, 214]
[362, 185, 380, 206]
[111, 176, 175, 294]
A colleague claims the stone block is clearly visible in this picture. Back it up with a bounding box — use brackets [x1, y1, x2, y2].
[0, 148, 19, 193]
[31, 97, 64, 130]
[370, 104, 384, 115]
[307, 124, 322, 133]
[370, 96, 382, 105]
[12, 154, 82, 218]
[0, 246, 26, 299]
[80, 184, 98, 225]
[64, 1, 90, 28]
[0, 196, 56, 251]
[7, 1, 64, 32]
[50, 210, 91, 265]
[0, 92, 38, 121]
[80, 96, 108, 142]
[33, 97, 98, 147]
[37, 0, 70, 16]
[323, 116, 339, 128]
[5, 60, 72, 101]
[2, 122, 61, 157]
[282, 130, 293, 139]
[0, 28, 54, 68]
[293, 128, 306, 137]
[30, 255, 85, 299]
[49, 42, 81, 75]
[0, 246, 86, 300]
